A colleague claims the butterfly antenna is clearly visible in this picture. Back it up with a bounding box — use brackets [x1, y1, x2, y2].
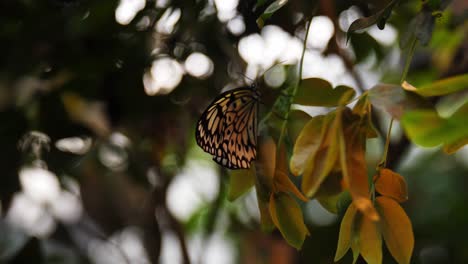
[235, 70, 256, 86]
[260, 60, 289, 77]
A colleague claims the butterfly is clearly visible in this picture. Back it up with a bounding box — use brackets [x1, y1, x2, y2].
[195, 84, 260, 169]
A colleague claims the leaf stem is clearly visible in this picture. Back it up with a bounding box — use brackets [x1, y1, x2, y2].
[379, 118, 394, 168]
[276, 18, 312, 146]
[400, 36, 417, 84]
[373, 32, 417, 199]
[378, 35, 417, 169]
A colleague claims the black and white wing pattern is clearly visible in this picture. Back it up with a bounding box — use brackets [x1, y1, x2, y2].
[195, 86, 260, 169]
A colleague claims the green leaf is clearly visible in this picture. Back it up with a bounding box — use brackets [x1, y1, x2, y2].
[402, 74, 468, 97]
[401, 103, 468, 149]
[301, 112, 339, 197]
[436, 91, 468, 118]
[256, 0, 288, 28]
[415, 11, 435, 46]
[347, 0, 399, 41]
[350, 32, 384, 63]
[290, 115, 327, 176]
[269, 193, 310, 249]
[400, 10, 434, 48]
[287, 109, 311, 143]
[336, 191, 353, 217]
[400, 110, 445, 147]
[315, 172, 345, 214]
[256, 186, 275, 232]
[227, 166, 255, 201]
[317, 193, 341, 214]
[443, 137, 468, 154]
[294, 78, 356, 107]
[263, 0, 288, 14]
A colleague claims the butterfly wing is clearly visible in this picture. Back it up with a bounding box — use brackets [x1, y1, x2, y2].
[196, 87, 259, 169]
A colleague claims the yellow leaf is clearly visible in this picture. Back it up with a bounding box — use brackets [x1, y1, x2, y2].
[288, 109, 312, 143]
[375, 169, 408, 203]
[359, 214, 383, 264]
[270, 193, 310, 249]
[335, 203, 357, 261]
[443, 136, 468, 154]
[275, 141, 288, 177]
[257, 189, 275, 232]
[256, 136, 277, 189]
[290, 115, 327, 176]
[274, 143, 308, 201]
[353, 95, 378, 138]
[301, 113, 339, 197]
[338, 114, 379, 221]
[351, 236, 360, 264]
[227, 166, 255, 201]
[276, 171, 308, 202]
[376, 197, 414, 264]
[269, 194, 280, 229]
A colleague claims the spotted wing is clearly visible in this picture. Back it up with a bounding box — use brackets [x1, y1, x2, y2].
[195, 87, 258, 169]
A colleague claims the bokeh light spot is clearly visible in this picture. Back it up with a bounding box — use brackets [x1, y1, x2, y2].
[19, 167, 61, 204]
[145, 57, 184, 95]
[184, 52, 214, 79]
[115, 0, 146, 25]
[307, 16, 335, 51]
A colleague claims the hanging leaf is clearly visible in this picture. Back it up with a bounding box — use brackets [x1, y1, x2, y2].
[256, 0, 289, 28]
[443, 137, 468, 154]
[347, 0, 399, 41]
[287, 109, 311, 143]
[256, 136, 277, 187]
[376, 197, 414, 264]
[290, 115, 327, 176]
[339, 110, 379, 221]
[359, 214, 383, 264]
[400, 9, 434, 48]
[227, 166, 256, 201]
[301, 112, 340, 197]
[315, 172, 345, 214]
[374, 169, 408, 203]
[336, 191, 353, 216]
[334, 203, 357, 261]
[350, 32, 385, 63]
[257, 189, 275, 232]
[353, 95, 378, 138]
[274, 143, 308, 201]
[294, 78, 356, 107]
[255, 136, 277, 231]
[350, 236, 360, 264]
[402, 74, 468, 97]
[368, 84, 432, 119]
[269, 193, 310, 249]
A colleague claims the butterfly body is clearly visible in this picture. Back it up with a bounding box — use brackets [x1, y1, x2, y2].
[196, 85, 260, 169]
